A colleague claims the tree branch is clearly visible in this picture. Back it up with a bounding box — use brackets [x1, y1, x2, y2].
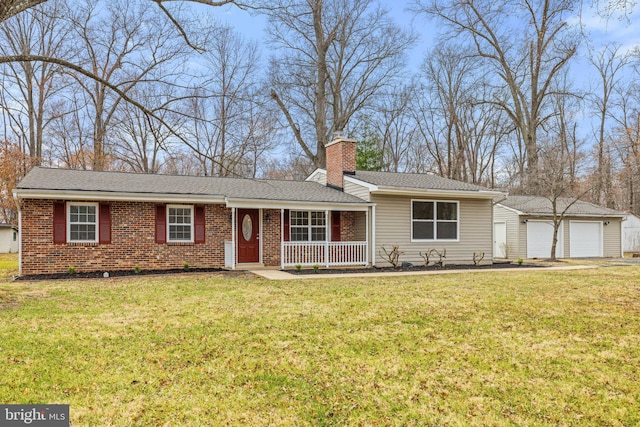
[0, 54, 241, 175]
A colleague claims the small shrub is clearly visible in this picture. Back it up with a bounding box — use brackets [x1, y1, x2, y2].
[379, 244, 404, 268]
[295, 264, 302, 271]
[419, 248, 446, 267]
[473, 252, 485, 266]
[312, 264, 320, 272]
[517, 258, 524, 266]
[68, 265, 77, 275]
[183, 262, 190, 271]
[134, 265, 141, 275]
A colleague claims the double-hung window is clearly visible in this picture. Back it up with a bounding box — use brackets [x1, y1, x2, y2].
[68, 202, 98, 242]
[412, 200, 458, 241]
[167, 205, 193, 242]
[290, 211, 326, 241]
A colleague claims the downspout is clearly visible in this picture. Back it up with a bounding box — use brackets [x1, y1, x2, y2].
[12, 191, 21, 276]
[621, 216, 627, 257]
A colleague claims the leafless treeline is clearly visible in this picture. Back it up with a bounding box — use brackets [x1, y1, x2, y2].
[1, 0, 640, 225]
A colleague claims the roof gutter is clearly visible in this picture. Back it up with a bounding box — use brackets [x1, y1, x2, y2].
[225, 197, 373, 211]
[371, 186, 506, 199]
[12, 189, 226, 204]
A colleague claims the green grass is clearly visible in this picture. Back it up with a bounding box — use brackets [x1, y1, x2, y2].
[0, 257, 639, 426]
[0, 253, 18, 279]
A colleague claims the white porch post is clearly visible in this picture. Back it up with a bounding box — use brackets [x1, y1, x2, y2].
[231, 207, 236, 270]
[281, 209, 285, 269]
[371, 205, 376, 267]
[325, 210, 330, 267]
[365, 208, 369, 266]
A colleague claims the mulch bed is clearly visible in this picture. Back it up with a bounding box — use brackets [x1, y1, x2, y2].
[14, 267, 226, 281]
[288, 261, 546, 275]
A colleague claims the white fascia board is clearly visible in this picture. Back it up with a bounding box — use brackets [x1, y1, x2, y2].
[225, 197, 372, 211]
[521, 213, 626, 219]
[305, 168, 326, 182]
[13, 189, 226, 204]
[496, 203, 524, 215]
[371, 186, 505, 199]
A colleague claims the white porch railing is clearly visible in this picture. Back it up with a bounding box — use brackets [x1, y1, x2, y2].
[283, 241, 367, 267]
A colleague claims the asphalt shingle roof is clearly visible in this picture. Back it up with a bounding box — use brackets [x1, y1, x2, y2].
[500, 195, 623, 217]
[352, 170, 497, 192]
[16, 167, 368, 205]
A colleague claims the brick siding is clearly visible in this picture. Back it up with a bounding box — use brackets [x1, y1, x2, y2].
[20, 200, 364, 275]
[340, 211, 356, 241]
[20, 199, 231, 275]
[262, 209, 282, 267]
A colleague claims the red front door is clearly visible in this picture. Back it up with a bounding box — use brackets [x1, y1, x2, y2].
[237, 209, 259, 263]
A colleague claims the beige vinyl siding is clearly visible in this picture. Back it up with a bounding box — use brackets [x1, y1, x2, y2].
[308, 172, 326, 185]
[344, 180, 371, 201]
[493, 205, 522, 259]
[604, 218, 622, 257]
[372, 194, 493, 265]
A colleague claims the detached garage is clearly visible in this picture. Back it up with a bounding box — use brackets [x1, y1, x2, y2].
[493, 196, 623, 259]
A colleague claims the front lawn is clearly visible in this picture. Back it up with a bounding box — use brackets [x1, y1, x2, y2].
[1, 262, 639, 425]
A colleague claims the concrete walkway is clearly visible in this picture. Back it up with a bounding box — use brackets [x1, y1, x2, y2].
[250, 264, 599, 281]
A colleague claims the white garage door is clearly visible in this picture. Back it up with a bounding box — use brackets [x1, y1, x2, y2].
[527, 221, 563, 259]
[570, 221, 602, 257]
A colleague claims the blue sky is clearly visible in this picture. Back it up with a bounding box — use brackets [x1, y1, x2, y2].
[215, 0, 640, 75]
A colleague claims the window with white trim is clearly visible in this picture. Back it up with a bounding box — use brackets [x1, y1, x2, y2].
[68, 202, 98, 242]
[290, 211, 326, 242]
[167, 205, 193, 242]
[412, 200, 458, 241]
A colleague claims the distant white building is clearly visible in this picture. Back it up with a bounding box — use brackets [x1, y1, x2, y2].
[624, 214, 640, 254]
[0, 224, 18, 253]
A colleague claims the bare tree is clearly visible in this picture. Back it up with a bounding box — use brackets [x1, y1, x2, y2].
[532, 93, 589, 260]
[0, 0, 72, 161]
[179, 23, 268, 177]
[414, 0, 579, 188]
[372, 84, 419, 173]
[0, 139, 38, 223]
[413, 44, 508, 184]
[588, 43, 631, 207]
[0, 1, 244, 25]
[65, 0, 192, 170]
[266, 0, 415, 168]
[610, 83, 640, 214]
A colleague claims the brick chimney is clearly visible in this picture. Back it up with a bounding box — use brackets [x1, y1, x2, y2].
[325, 131, 356, 190]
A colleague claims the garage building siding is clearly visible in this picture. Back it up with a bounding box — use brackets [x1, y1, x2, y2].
[493, 205, 520, 259]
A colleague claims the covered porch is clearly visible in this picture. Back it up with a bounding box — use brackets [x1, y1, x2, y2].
[224, 200, 373, 270]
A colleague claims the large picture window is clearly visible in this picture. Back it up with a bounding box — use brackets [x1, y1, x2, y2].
[290, 211, 326, 242]
[412, 200, 458, 241]
[68, 203, 98, 242]
[167, 205, 193, 242]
